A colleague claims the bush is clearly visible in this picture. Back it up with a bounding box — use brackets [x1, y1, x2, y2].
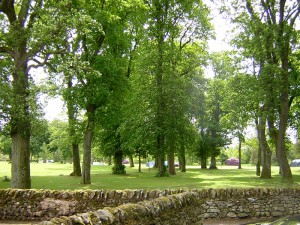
[112, 164, 126, 174]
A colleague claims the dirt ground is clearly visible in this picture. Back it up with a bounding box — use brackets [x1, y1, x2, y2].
[0, 221, 39, 225]
[0, 218, 268, 225]
[203, 218, 269, 225]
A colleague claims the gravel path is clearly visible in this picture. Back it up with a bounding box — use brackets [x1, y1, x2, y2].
[0, 218, 268, 225]
[203, 218, 269, 225]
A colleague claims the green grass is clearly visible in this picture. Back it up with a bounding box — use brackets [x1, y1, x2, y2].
[0, 161, 300, 190]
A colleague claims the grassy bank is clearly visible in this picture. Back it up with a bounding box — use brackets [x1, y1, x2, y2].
[0, 161, 299, 190]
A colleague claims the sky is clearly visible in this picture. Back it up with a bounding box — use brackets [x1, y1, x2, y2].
[43, 97, 66, 121]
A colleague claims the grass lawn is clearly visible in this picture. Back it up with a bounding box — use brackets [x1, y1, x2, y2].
[0, 161, 299, 190]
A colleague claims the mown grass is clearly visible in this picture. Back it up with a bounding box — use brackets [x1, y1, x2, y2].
[0, 161, 299, 190]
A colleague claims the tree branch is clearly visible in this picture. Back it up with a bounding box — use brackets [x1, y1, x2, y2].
[27, 0, 43, 29]
[18, 0, 30, 26]
[0, 0, 17, 24]
[180, 22, 194, 50]
[27, 58, 56, 72]
[261, 0, 276, 24]
[288, 4, 300, 28]
[27, 49, 66, 73]
[0, 46, 14, 56]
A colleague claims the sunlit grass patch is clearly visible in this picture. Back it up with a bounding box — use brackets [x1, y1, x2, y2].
[0, 161, 299, 190]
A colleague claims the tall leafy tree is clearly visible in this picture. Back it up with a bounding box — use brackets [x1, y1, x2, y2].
[224, 0, 300, 182]
[0, 0, 68, 188]
[223, 71, 259, 170]
[30, 118, 50, 159]
[137, 0, 212, 176]
[201, 52, 232, 169]
[57, 0, 144, 184]
[48, 119, 72, 161]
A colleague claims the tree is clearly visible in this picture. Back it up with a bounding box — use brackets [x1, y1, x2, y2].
[65, 79, 82, 176]
[30, 118, 50, 159]
[0, 0, 68, 188]
[58, 0, 144, 184]
[223, 0, 300, 182]
[223, 70, 259, 170]
[136, 0, 212, 176]
[201, 52, 232, 169]
[48, 119, 72, 161]
[0, 134, 11, 159]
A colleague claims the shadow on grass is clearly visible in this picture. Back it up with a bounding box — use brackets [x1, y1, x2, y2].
[0, 164, 299, 190]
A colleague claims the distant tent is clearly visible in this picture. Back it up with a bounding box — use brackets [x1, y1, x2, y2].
[225, 158, 239, 166]
[146, 161, 155, 168]
[290, 159, 300, 167]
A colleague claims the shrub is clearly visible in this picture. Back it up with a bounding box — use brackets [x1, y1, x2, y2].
[112, 164, 126, 174]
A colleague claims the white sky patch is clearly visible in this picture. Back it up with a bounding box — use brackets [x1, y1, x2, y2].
[206, 0, 232, 53]
[30, 67, 66, 121]
[204, 1, 233, 79]
[43, 97, 67, 121]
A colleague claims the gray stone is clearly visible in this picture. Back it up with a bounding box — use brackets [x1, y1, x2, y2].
[238, 213, 248, 218]
[227, 212, 237, 218]
[207, 208, 220, 213]
[94, 209, 115, 223]
[272, 211, 284, 217]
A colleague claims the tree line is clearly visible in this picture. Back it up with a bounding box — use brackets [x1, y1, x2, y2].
[0, 0, 299, 188]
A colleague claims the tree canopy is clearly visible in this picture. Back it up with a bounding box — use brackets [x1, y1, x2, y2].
[0, 0, 299, 188]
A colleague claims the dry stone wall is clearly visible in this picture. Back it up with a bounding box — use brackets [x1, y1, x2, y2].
[0, 189, 186, 221]
[0, 188, 300, 224]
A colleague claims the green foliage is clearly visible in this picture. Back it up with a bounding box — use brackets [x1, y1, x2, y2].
[30, 118, 51, 158]
[48, 120, 72, 160]
[4, 0, 299, 187]
[242, 138, 259, 165]
[217, 149, 229, 165]
[40, 143, 51, 163]
[119, 0, 213, 172]
[288, 141, 300, 161]
[0, 134, 11, 157]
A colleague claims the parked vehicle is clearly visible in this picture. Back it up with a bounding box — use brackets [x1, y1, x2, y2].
[290, 159, 300, 167]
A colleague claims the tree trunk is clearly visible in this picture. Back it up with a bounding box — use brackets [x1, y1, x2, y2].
[268, 106, 291, 181]
[67, 76, 81, 176]
[255, 116, 261, 176]
[168, 144, 176, 175]
[275, 0, 293, 183]
[81, 104, 96, 184]
[209, 138, 218, 169]
[138, 153, 142, 173]
[154, 1, 167, 177]
[10, 50, 31, 189]
[256, 145, 261, 176]
[201, 157, 207, 169]
[261, 145, 272, 179]
[179, 142, 186, 172]
[11, 133, 31, 189]
[71, 144, 81, 176]
[238, 137, 242, 169]
[277, 99, 293, 182]
[209, 154, 217, 169]
[114, 150, 123, 166]
[129, 154, 134, 167]
[157, 155, 166, 176]
[258, 107, 272, 179]
[209, 92, 220, 170]
[107, 155, 112, 165]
